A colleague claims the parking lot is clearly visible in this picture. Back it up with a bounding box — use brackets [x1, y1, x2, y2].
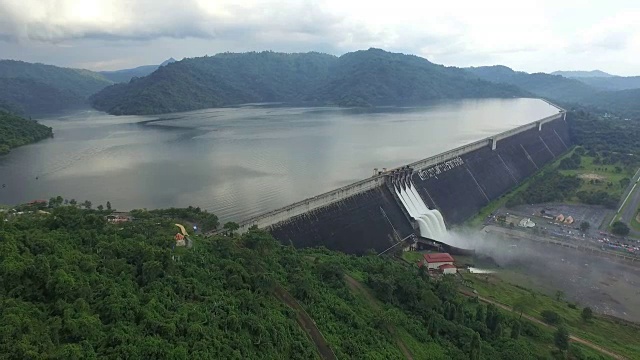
[486, 203, 639, 256]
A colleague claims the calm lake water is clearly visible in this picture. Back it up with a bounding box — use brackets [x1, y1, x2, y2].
[0, 99, 558, 221]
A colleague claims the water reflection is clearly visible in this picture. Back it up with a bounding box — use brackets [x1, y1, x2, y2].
[0, 99, 558, 221]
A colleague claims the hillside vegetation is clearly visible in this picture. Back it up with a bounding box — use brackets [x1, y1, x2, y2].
[0, 60, 112, 115]
[90, 49, 527, 115]
[0, 111, 52, 155]
[0, 203, 614, 359]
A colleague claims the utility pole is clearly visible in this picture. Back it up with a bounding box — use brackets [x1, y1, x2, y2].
[377, 234, 416, 256]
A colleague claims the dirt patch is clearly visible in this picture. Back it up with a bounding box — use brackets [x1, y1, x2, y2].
[579, 173, 607, 181]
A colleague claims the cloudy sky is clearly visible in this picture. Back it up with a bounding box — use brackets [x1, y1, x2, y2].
[1, 0, 639, 75]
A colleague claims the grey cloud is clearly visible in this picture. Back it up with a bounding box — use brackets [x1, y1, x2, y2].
[0, 0, 346, 43]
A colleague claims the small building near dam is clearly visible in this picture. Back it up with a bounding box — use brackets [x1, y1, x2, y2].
[420, 252, 455, 270]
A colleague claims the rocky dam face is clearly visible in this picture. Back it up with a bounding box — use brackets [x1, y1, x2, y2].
[230, 109, 571, 254]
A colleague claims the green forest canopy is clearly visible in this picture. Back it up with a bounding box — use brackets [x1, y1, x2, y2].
[0, 204, 617, 359]
[0, 111, 52, 155]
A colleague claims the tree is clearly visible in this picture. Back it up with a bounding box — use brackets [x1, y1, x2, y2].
[579, 221, 590, 232]
[69, 199, 77, 206]
[83, 200, 92, 209]
[475, 304, 486, 323]
[554, 326, 570, 353]
[555, 290, 565, 302]
[469, 332, 481, 360]
[611, 221, 630, 236]
[541, 310, 561, 325]
[619, 177, 631, 189]
[106, 201, 112, 210]
[223, 221, 240, 236]
[512, 295, 534, 319]
[581, 307, 593, 322]
[511, 320, 521, 339]
[97, 205, 104, 211]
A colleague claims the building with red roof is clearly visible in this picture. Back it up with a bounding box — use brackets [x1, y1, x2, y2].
[419, 252, 455, 270]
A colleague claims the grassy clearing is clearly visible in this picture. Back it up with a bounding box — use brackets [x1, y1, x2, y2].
[401, 251, 424, 264]
[463, 273, 640, 359]
[559, 155, 629, 201]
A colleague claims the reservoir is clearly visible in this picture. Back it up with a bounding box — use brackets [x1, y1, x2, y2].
[0, 98, 558, 221]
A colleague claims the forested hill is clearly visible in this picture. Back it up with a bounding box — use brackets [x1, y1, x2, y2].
[0, 111, 52, 155]
[0, 60, 113, 115]
[465, 65, 597, 103]
[0, 60, 111, 97]
[0, 78, 86, 115]
[90, 49, 527, 115]
[312, 49, 528, 107]
[0, 202, 618, 359]
[577, 88, 640, 119]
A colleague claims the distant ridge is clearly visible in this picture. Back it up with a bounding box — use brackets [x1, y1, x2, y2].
[551, 70, 614, 78]
[100, 58, 177, 83]
[465, 65, 597, 102]
[90, 49, 528, 115]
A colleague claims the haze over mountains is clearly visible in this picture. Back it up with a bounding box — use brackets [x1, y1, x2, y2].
[551, 70, 614, 78]
[1, 48, 640, 118]
[99, 58, 176, 83]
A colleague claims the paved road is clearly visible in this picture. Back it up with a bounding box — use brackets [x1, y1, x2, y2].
[483, 225, 639, 264]
[460, 290, 627, 360]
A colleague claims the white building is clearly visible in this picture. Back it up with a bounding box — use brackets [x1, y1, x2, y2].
[518, 218, 535, 228]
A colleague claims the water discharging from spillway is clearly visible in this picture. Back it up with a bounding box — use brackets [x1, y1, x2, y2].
[395, 182, 448, 240]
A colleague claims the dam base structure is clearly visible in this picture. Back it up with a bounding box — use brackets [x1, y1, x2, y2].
[221, 105, 570, 254]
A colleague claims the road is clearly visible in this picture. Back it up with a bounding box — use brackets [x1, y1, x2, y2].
[460, 290, 627, 360]
[483, 225, 639, 264]
[612, 167, 640, 236]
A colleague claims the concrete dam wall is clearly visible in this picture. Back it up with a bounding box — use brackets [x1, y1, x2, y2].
[232, 108, 570, 254]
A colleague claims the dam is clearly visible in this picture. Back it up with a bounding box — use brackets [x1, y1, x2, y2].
[225, 102, 569, 254]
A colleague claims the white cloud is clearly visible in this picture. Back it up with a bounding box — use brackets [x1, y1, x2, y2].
[0, 0, 639, 74]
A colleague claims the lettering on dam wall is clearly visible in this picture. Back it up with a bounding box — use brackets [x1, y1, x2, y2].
[417, 157, 465, 180]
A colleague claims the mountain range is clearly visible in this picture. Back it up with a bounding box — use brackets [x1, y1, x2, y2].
[2, 50, 640, 119]
[90, 49, 528, 115]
